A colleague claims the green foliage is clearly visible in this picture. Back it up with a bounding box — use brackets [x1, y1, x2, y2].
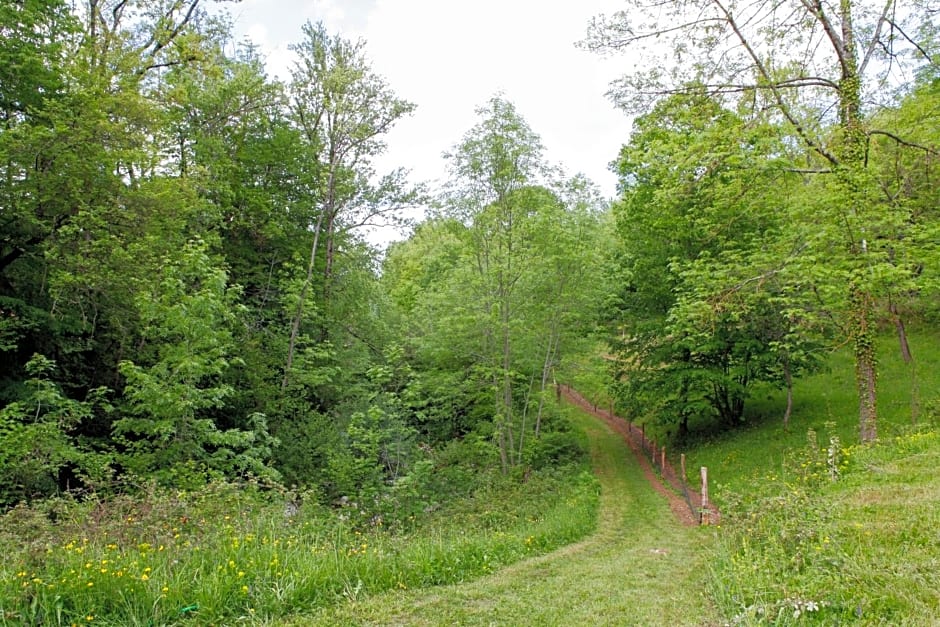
[113, 238, 277, 485]
[588, 0, 938, 443]
[326, 406, 408, 502]
[269, 401, 338, 488]
[385, 96, 609, 474]
[0, 355, 112, 506]
[607, 91, 826, 440]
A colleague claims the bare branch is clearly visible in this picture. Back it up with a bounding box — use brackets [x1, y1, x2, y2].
[782, 167, 833, 174]
[868, 129, 940, 157]
[710, 0, 840, 165]
[585, 16, 726, 50]
[142, 55, 199, 73]
[720, 242, 810, 296]
[885, 17, 937, 65]
[135, 0, 202, 77]
[860, 0, 896, 76]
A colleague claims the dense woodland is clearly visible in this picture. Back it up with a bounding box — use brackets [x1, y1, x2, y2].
[1, 0, 937, 513]
[0, 0, 611, 512]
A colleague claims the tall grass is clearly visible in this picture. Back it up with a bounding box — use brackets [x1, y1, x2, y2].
[0, 466, 598, 625]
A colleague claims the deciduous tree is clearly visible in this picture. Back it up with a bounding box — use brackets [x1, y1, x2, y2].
[586, 0, 939, 441]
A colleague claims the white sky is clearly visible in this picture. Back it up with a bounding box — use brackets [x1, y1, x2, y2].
[219, 0, 635, 238]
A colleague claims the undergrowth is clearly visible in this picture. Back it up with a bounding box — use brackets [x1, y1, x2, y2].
[0, 464, 598, 625]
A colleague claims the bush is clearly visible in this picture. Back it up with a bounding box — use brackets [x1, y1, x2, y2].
[524, 430, 587, 469]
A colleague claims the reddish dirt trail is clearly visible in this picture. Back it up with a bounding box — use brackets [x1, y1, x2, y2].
[560, 385, 700, 527]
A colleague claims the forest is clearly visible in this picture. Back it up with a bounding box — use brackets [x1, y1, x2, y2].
[1, 0, 938, 624]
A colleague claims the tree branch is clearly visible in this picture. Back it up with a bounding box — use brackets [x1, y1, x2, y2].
[797, 0, 847, 75]
[868, 129, 940, 157]
[860, 0, 895, 76]
[710, 0, 840, 165]
[782, 167, 832, 174]
[586, 16, 726, 50]
[885, 17, 936, 65]
[135, 0, 202, 77]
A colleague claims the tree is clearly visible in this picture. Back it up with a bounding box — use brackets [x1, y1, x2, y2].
[418, 97, 610, 472]
[586, 0, 939, 441]
[605, 91, 826, 436]
[0, 0, 221, 400]
[114, 238, 277, 484]
[443, 97, 546, 472]
[282, 21, 417, 388]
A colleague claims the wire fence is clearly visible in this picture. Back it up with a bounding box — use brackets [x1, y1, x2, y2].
[559, 384, 719, 525]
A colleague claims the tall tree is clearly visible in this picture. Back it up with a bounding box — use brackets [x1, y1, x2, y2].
[586, 0, 938, 441]
[282, 21, 417, 388]
[433, 97, 608, 471]
[444, 97, 545, 472]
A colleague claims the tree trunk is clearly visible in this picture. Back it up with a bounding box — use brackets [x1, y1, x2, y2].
[854, 290, 877, 442]
[323, 209, 336, 290]
[782, 355, 793, 432]
[837, 0, 878, 443]
[889, 299, 913, 363]
[857, 345, 877, 442]
[501, 304, 514, 467]
[534, 319, 560, 439]
[518, 374, 535, 461]
[282, 210, 325, 390]
[499, 204, 515, 469]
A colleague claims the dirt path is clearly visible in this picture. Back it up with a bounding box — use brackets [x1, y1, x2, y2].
[559, 386, 699, 526]
[292, 399, 719, 626]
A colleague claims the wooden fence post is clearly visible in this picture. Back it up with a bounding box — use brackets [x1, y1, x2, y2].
[680, 454, 686, 483]
[661, 446, 666, 470]
[700, 466, 710, 525]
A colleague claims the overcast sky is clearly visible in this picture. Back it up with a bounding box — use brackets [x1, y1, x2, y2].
[219, 0, 635, 240]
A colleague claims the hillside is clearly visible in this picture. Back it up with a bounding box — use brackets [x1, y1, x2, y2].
[688, 329, 940, 624]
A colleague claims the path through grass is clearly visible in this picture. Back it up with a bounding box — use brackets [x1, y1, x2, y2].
[286, 403, 718, 626]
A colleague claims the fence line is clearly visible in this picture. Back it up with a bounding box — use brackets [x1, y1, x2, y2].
[559, 384, 719, 525]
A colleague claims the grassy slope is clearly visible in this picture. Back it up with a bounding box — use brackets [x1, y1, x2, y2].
[286, 404, 718, 626]
[683, 330, 939, 500]
[685, 329, 940, 624]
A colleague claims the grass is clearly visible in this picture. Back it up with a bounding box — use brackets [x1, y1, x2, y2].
[706, 429, 940, 625]
[684, 328, 940, 624]
[0, 461, 599, 625]
[287, 403, 718, 625]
